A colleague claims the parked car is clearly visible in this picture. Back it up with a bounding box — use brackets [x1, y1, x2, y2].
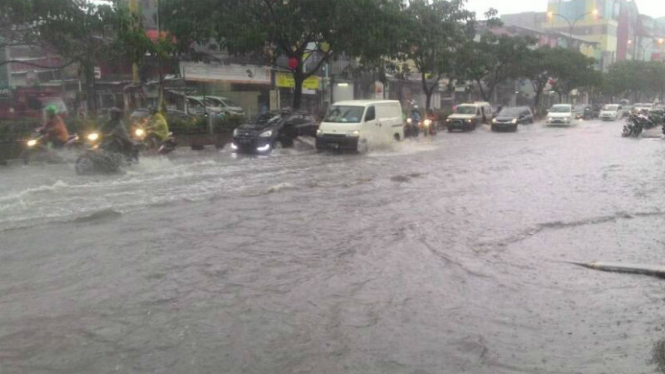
[232, 110, 318, 154]
[186, 97, 223, 117]
[202, 96, 246, 117]
[546, 104, 576, 126]
[573, 104, 593, 120]
[599, 104, 623, 121]
[446, 102, 493, 132]
[634, 103, 654, 114]
[316, 100, 403, 152]
[491, 106, 534, 131]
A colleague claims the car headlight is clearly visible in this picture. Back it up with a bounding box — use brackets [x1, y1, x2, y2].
[316, 129, 323, 136]
[27, 139, 38, 147]
[467, 119, 473, 123]
[233, 128, 240, 136]
[512, 119, 518, 124]
[346, 130, 360, 137]
[87, 133, 99, 142]
[492, 118, 497, 123]
[259, 130, 273, 138]
[424, 119, 432, 126]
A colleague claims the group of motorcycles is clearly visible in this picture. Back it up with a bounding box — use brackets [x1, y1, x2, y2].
[404, 114, 438, 139]
[22, 121, 177, 175]
[621, 109, 665, 138]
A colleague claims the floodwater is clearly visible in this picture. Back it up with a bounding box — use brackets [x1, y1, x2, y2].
[2, 120, 665, 374]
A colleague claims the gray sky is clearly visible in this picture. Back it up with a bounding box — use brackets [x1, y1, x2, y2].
[467, 0, 665, 19]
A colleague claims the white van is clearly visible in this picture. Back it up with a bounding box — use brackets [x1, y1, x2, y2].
[316, 100, 404, 152]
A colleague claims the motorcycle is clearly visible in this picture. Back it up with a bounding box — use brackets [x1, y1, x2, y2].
[421, 117, 437, 137]
[404, 117, 420, 138]
[133, 127, 177, 155]
[75, 133, 140, 175]
[622, 113, 648, 138]
[21, 129, 83, 164]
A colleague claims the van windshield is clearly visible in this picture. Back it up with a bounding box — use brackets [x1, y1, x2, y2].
[325, 106, 364, 123]
[456, 106, 476, 114]
[603, 105, 619, 111]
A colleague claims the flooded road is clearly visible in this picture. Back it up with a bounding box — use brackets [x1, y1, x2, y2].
[3, 120, 665, 373]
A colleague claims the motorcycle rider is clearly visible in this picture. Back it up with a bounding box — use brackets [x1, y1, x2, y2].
[39, 105, 69, 148]
[146, 107, 170, 148]
[408, 106, 422, 137]
[100, 108, 133, 154]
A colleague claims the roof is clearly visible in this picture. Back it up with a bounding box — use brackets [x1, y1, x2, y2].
[333, 100, 400, 106]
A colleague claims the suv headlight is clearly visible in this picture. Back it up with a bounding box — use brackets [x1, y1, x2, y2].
[259, 130, 273, 138]
[346, 130, 360, 137]
[512, 119, 518, 124]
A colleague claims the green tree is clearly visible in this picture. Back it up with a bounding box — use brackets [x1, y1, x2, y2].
[162, 0, 404, 110]
[1, 1, 155, 114]
[458, 33, 536, 102]
[400, 0, 474, 111]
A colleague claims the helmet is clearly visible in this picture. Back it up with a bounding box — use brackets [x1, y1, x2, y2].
[45, 105, 58, 115]
[110, 107, 123, 120]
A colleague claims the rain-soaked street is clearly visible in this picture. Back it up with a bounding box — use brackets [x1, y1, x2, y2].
[4, 120, 665, 374]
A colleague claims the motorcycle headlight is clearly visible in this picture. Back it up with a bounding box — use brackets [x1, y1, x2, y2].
[87, 133, 99, 142]
[27, 139, 37, 147]
[407, 118, 413, 124]
[492, 118, 497, 123]
[346, 130, 360, 137]
[424, 119, 432, 126]
[135, 128, 145, 137]
[259, 130, 273, 138]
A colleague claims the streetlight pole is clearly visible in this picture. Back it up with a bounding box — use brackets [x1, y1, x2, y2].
[547, 9, 598, 50]
[634, 38, 665, 61]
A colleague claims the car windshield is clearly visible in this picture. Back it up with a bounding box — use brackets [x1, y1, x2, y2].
[455, 106, 476, 114]
[603, 105, 619, 111]
[223, 99, 241, 107]
[550, 105, 571, 113]
[250, 113, 281, 124]
[203, 98, 222, 108]
[324, 106, 364, 123]
[498, 108, 523, 116]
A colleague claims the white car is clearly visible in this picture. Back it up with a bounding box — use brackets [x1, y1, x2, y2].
[202, 96, 246, 117]
[599, 104, 622, 121]
[546, 104, 576, 126]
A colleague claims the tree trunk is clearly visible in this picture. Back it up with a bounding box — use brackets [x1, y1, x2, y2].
[292, 60, 305, 110]
[476, 79, 487, 102]
[292, 67, 304, 110]
[83, 62, 97, 117]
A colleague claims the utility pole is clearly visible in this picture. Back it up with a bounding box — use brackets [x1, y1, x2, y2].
[129, 0, 139, 84]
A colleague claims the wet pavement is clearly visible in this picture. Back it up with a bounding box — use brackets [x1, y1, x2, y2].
[2, 120, 665, 373]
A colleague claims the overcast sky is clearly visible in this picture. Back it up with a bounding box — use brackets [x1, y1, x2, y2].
[467, 0, 665, 19]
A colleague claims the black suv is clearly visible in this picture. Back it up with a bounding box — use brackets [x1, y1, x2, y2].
[232, 111, 318, 154]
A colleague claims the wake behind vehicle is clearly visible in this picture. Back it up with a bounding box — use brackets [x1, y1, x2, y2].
[75, 132, 140, 175]
[232, 110, 318, 154]
[546, 104, 576, 126]
[446, 102, 492, 132]
[491, 106, 534, 132]
[316, 100, 404, 153]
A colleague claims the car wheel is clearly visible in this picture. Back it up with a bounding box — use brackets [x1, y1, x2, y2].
[491, 125, 496, 132]
[447, 126, 453, 133]
[394, 133, 401, 142]
[512, 124, 518, 132]
[357, 139, 369, 154]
